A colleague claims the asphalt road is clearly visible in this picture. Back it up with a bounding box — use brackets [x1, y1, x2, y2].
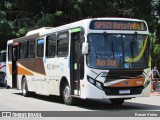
[0, 86, 160, 111]
[1, 86, 160, 120]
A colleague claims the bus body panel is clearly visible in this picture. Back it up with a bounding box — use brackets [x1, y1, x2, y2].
[6, 40, 13, 87]
[45, 57, 70, 95]
[6, 62, 12, 87]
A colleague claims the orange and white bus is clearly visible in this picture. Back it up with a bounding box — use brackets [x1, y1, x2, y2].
[6, 18, 151, 105]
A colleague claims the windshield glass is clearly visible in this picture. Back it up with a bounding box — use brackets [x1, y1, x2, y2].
[0, 52, 6, 62]
[87, 34, 149, 69]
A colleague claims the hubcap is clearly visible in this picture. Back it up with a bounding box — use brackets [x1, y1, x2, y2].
[64, 86, 71, 102]
[22, 82, 26, 95]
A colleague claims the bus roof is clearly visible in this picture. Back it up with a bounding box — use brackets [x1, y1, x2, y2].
[88, 17, 145, 21]
[26, 27, 54, 36]
[7, 17, 148, 43]
[49, 17, 147, 33]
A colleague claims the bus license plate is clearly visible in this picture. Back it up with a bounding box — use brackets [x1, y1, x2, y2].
[119, 89, 130, 94]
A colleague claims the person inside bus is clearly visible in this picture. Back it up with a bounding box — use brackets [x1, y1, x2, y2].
[151, 66, 160, 91]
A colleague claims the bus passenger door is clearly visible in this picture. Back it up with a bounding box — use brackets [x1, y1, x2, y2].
[70, 31, 84, 96]
[12, 44, 18, 88]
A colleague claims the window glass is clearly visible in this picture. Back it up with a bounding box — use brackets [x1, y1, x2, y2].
[19, 42, 27, 59]
[87, 34, 149, 69]
[57, 32, 69, 57]
[37, 39, 44, 57]
[27, 39, 35, 58]
[46, 34, 56, 57]
[0, 51, 6, 62]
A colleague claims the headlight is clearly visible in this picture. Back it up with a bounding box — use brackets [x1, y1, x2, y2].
[95, 81, 102, 89]
[87, 76, 103, 89]
[88, 77, 94, 84]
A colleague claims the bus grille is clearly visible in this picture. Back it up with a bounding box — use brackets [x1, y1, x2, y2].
[103, 86, 143, 95]
[106, 70, 143, 79]
[104, 70, 144, 83]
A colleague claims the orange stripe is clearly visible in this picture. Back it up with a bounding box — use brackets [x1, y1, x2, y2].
[109, 78, 145, 87]
[9, 64, 12, 75]
[8, 64, 34, 76]
[17, 66, 34, 76]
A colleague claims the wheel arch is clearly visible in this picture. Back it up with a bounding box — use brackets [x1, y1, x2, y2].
[59, 76, 69, 96]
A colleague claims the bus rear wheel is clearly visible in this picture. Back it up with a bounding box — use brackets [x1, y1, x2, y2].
[5, 80, 10, 89]
[22, 78, 30, 97]
[110, 99, 124, 105]
[63, 84, 75, 105]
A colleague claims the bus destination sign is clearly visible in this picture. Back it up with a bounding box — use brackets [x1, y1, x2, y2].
[90, 20, 147, 31]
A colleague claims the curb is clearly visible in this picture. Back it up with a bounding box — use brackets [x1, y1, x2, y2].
[151, 92, 160, 95]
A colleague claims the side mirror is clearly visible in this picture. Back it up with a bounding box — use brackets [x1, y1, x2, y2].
[82, 43, 88, 54]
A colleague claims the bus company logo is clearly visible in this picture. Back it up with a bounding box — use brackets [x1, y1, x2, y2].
[2, 112, 12, 117]
[1, 112, 42, 118]
[124, 81, 128, 85]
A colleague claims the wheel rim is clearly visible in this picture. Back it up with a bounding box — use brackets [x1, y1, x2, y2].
[5, 81, 7, 87]
[22, 81, 26, 95]
[63, 86, 71, 103]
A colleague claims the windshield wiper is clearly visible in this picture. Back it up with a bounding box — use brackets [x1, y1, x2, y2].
[130, 32, 138, 59]
[131, 41, 134, 59]
[103, 32, 115, 59]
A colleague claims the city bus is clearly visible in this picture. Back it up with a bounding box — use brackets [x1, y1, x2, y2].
[0, 50, 7, 86]
[6, 18, 151, 105]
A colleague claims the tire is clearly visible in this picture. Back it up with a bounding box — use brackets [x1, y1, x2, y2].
[110, 99, 124, 105]
[22, 78, 30, 97]
[5, 80, 10, 89]
[63, 84, 75, 105]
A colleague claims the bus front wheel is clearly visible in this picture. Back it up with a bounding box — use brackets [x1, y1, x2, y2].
[63, 84, 75, 105]
[110, 99, 124, 105]
[22, 78, 30, 97]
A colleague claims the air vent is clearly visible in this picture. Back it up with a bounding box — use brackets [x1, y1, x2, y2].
[106, 69, 143, 79]
[104, 86, 143, 95]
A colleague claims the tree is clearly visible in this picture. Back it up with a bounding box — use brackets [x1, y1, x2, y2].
[0, 0, 159, 68]
[0, 10, 14, 50]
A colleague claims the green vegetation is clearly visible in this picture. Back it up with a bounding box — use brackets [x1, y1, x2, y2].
[0, 0, 160, 67]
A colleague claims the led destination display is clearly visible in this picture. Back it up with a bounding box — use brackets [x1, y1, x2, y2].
[90, 20, 147, 31]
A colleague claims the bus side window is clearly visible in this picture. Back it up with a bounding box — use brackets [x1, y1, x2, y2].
[37, 39, 44, 58]
[46, 34, 56, 57]
[57, 32, 69, 57]
[2, 52, 6, 62]
[19, 42, 27, 60]
[27, 39, 35, 58]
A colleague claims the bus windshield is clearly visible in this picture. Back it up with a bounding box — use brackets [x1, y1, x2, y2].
[0, 52, 6, 62]
[87, 33, 149, 69]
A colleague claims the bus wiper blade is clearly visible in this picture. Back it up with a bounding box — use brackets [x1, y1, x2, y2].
[111, 40, 115, 59]
[130, 32, 137, 60]
[131, 41, 134, 59]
